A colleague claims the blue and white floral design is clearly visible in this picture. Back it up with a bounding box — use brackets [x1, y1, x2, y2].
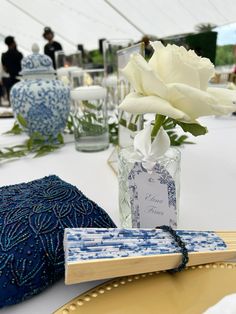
[10, 79, 70, 138]
[10, 47, 70, 138]
[65, 228, 227, 262]
[21, 52, 54, 75]
[128, 162, 177, 228]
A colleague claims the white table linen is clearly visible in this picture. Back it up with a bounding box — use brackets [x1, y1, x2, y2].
[0, 115, 236, 313]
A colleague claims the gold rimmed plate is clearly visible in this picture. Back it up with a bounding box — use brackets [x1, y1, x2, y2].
[54, 262, 236, 314]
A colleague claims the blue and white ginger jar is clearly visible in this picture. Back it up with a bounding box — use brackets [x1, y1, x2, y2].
[10, 44, 70, 138]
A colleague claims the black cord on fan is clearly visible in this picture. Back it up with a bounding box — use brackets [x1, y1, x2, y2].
[156, 225, 189, 273]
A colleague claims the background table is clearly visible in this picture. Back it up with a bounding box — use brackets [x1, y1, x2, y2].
[0, 115, 236, 313]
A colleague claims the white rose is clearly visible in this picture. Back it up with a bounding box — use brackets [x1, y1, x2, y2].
[119, 41, 236, 123]
[149, 41, 214, 91]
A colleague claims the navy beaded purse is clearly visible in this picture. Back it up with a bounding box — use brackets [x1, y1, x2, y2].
[0, 175, 116, 307]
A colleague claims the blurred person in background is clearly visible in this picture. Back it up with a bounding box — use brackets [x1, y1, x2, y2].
[1, 36, 23, 101]
[43, 27, 62, 68]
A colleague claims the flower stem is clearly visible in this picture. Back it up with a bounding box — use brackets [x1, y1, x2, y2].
[151, 114, 166, 140]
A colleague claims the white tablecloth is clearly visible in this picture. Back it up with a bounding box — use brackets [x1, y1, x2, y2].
[0, 115, 236, 313]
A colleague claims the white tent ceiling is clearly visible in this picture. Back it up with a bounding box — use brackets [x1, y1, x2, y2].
[0, 0, 236, 55]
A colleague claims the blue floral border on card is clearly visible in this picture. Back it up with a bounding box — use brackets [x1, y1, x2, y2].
[128, 162, 177, 228]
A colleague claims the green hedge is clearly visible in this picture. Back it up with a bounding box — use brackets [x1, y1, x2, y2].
[215, 45, 234, 66]
[186, 31, 217, 64]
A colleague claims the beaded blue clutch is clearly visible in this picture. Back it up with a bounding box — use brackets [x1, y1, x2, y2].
[0, 175, 116, 307]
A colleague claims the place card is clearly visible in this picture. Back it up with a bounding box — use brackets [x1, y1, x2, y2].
[128, 162, 177, 228]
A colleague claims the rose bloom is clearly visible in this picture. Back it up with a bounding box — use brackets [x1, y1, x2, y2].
[119, 41, 236, 124]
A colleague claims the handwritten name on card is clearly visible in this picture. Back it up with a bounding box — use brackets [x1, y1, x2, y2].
[128, 162, 177, 228]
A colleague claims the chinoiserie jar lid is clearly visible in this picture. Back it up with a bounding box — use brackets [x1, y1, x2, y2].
[70, 85, 107, 101]
[20, 43, 56, 76]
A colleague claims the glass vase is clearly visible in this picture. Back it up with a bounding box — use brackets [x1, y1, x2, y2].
[103, 39, 133, 111]
[103, 39, 134, 77]
[118, 112, 143, 148]
[70, 86, 109, 152]
[116, 43, 145, 148]
[118, 146, 181, 228]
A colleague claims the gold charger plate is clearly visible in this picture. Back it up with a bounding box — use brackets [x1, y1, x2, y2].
[54, 262, 236, 314]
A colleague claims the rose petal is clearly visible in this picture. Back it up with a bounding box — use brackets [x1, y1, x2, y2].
[119, 92, 191, 121]
[207, 87, 236, 114]
[182, 49, 215, 91]
[198, 63, 215, 91]
[122, 53, 167, 98]
[149, 43, 200, 89]
[167, 83, 228, 120]
[150, 41, 165, 51]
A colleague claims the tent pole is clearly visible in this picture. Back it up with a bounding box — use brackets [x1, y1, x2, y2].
[5, 0, 76, 48]
[104, 0, 145, 35]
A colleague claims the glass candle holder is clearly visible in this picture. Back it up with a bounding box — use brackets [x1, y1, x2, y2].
[55, 51, 65, 69]
[66, 51, 82, 67]
[57, 66, 81, 86]
[103, 39, 133, 75]
[70, 69, 105, 89]
[70, 69, 84, 88]
[103, 39, 133, 110]
[70, 86, 109, 152]
[83, 69, 105, 86]
[117, 43, 145, 148]
[55, 51, 83, 69]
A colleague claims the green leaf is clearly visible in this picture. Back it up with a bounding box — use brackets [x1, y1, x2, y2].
[119, 118, 127, 128]
[12, 144, 27, 149]
[167, 131, 194, 146]
[31, 131, 45, 141]
[4, 147, 14, 153]
[66, 114, 74, 134]
[108, 122, 118, 145]
[134, 114, 140, 124]
[163, 118, 177, 130]
[17, 114, 28, 128]
[4, 121, 23, 135]
[176, 121, 208, 136]
[0, 144, 28, 160]
[33, 145, 59, 158]
[26, 138, 33, 150]
[1, 123, 65, 161]
[127, 122, 137, 132]
[8, 150, 27, 158]
[82, 100, 97, 110]
[178, 135, 189, 142]
[57, 133, 64, 144]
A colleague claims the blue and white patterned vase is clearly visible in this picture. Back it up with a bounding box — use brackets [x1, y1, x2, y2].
[10, 44, 70, 139]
